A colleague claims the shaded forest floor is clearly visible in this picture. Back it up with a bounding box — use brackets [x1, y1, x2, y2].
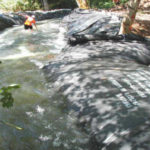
[133, 13, 150, 38]
[110, 4, 150, 38]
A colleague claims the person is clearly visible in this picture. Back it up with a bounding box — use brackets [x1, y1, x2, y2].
[24, 15, 37, 30]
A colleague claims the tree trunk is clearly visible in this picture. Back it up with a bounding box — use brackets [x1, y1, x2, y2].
[119, 0, 141, 34]
[43, 0, 49, 10]
[76, 0, 89, 9]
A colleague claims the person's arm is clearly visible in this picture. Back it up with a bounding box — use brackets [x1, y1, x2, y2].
[33, 23, 38, 30]
[32, 19, 37, 30]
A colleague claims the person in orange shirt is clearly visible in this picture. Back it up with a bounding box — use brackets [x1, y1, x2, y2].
[24, 15, 37, 30]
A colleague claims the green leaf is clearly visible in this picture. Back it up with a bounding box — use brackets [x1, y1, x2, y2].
[0, 120, 23, 130]
[0, 84, 20, 108]
[8, 84, 20, 89]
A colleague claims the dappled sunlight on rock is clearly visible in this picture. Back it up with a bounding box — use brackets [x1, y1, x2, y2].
[44, 9, 150, 149]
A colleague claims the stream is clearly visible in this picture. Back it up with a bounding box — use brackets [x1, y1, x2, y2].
[0, 19, 89, 150]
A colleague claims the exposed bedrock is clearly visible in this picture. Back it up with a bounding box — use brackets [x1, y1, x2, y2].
[44, 9, 150, 149]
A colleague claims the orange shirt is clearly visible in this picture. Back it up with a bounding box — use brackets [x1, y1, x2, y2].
[24, 17, 36, 26]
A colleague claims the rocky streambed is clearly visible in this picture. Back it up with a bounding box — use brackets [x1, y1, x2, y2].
[1, 8, 150, 149]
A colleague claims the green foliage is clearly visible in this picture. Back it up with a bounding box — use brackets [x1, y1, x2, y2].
[14, 0, 41, 11]
[89, 0, 129, 9]
[48, 0, 76, 9]
[0, 0, 129, 11]
[0, 0, 76, 11]
[89, 0, 113, 9]
[120, 0, 129, 4]
[0, 0, 41, 11]
[0, 84, 20, 108]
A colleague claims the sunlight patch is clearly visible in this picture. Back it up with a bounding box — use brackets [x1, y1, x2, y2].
[36, 105, 45, 115]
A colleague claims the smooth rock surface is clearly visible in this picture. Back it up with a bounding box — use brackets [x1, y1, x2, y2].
[43, 9, 150, 149]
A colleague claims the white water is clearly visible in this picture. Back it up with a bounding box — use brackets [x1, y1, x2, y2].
[0, 19, 89, 150]
[0, 19, 66, 61]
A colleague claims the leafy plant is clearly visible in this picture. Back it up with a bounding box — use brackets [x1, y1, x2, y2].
[15, 0, 41, 11]
[120, 0, 129, 3]
[89, 0, 129, 9]
[48, 0, 76, 9]
[0, 84, 20, 108]
[0, 0, 41, 11]
[0, 84, 23, 130]
[89, 0, 114, 9]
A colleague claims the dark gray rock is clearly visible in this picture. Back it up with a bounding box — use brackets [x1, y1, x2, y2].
[43, 9, 150, 149]
[64, 9, 120, 36]
[63, 9, 146, 45]
[0, 14, 16, 30]
[0, 9, 71, 31]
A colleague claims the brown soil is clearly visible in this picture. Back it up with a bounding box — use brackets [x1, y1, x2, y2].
[120, 11, 150, 38]
[110, 1, 150, 38]
[132, 19, 150, 38]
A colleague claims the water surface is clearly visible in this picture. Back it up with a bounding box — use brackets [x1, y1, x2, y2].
[0, 19, 89, 150]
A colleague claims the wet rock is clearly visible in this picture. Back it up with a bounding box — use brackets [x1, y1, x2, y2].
[0, 14, 16, 30]
[43, 9, 150, 149]
[0, 9, 71, 31]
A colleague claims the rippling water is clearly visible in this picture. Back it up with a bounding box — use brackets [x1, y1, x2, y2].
[0, 19, 89, 150]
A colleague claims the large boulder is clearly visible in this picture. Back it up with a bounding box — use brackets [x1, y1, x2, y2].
[43, 9, 150, 149]
[0, 14, 16, 30]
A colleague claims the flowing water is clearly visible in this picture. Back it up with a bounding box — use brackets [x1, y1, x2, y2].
[0, 19, 89, 150]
